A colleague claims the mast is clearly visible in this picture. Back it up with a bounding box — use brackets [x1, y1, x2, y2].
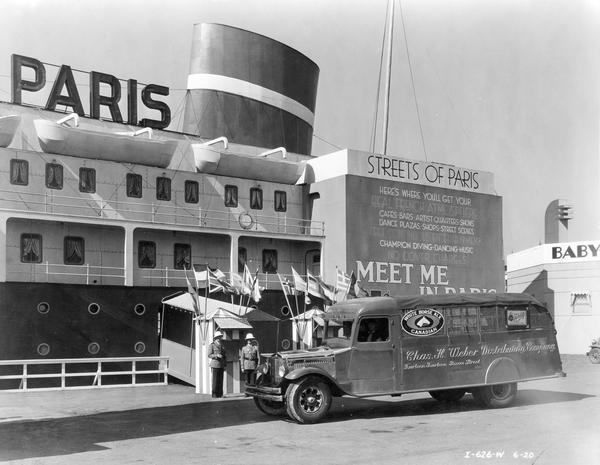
[382, 0, 395, 155]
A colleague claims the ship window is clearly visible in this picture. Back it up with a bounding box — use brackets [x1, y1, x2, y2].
[37, 343, 50, 356]
[45, 163, 63, 189]
[79, 167, 96, 193]
[262, 249, 277, 273]
[138, 241, 156, 268]
[174, 243, 191, 270]
[156, 176, 171, 201]
[10, 159, 28, 186]
[185, 180, 199, 203]
[134, 342, 146, 354]
[126, 173, 142, 198]
[224, 185, 238, 207]
[64, 236, 85, 265]
[20, 233, 42, 263]
[87, 342, 100, 354]
[274, 190, 287, 212]
[238, 247, 247, 272]
[250, 187, 263, 210]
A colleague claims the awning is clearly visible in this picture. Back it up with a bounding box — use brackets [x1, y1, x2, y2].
[161, 292, 252, 316]
[214, 317, 253, 330]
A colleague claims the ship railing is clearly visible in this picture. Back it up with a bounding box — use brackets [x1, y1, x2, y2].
[6, 262, 125, 285]
[0, 356, 169, 392]
[0, 189, 325, 236]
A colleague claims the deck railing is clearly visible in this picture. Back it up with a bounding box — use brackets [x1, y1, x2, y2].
[6, 262, 292, 289]
[0, 356, 169, 392]
[0, 189, 325, 236]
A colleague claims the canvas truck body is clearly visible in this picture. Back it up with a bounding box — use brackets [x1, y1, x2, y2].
[246, 293, 565, 423]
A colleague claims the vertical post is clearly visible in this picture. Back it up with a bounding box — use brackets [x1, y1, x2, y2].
[61, 362, 66, 389]
[132, 360, 137, 385]
[194, 317, 201, 394]
[22, 363, 28, 390]
[86, 263, 90, 285]
[382, 0, 395, 155]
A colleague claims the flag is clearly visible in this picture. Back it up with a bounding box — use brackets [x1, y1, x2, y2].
[244, 265, 254, 295]
[184, 268, 201, 316]
[229, 272, 247, 295]
[291, 267, 307, 293]
[193, 265, 235, 294]
[210, 268, 236, 295]
[279, 274, 296, 297]
[336, 268, 352, 297]
[347, 271, 368, 298]
[249, 267, 262, 303]
[307, 270, 334, 305]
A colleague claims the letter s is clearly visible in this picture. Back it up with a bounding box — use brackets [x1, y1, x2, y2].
[140, 84, 171, 130]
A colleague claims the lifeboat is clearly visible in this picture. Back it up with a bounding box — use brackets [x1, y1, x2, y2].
[0, 115, 21, 147]
[33, 114, 178, 168]
[192, 140, 306, 185]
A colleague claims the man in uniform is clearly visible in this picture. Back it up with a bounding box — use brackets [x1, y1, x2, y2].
[207, 330, 226, 398]
[240, 333, 259, 385]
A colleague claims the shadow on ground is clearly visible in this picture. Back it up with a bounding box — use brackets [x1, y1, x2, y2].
[0, 389, 592, 461]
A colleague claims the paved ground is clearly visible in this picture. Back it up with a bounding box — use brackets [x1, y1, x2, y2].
[0, 355, 598, 465]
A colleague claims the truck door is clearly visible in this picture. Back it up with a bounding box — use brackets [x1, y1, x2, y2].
[346, 316, 395, 395]
[396, 308, 449, 391]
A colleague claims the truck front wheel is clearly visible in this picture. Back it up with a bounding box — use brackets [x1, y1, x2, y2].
[472, 383, 517, 408]
[285, 376, 332, 424]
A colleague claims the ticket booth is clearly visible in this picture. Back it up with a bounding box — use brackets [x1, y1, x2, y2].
[160, 292, 253, 395]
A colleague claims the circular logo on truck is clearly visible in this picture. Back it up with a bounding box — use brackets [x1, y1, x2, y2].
[401, 308, 444, 336]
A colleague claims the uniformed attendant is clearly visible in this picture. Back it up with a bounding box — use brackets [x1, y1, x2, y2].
[240, 333, 259, 385]
[207, 330, 227, 398]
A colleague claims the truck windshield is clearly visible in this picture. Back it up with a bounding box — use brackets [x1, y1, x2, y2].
[323, 319, 354, 348]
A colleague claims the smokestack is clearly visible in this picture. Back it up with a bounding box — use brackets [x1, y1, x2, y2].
[182, 23, 319, 155]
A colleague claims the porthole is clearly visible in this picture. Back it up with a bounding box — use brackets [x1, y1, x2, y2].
[134, 303, 146, 316]
[134, 342, 146, 354]
[281, 338, 291, 350]
[37, 302, 50, 314]
[88, 303, 100, 315]
[37, 343, 50, 356]
[281, 306, 290, 317]
[88, 342, 100, 355]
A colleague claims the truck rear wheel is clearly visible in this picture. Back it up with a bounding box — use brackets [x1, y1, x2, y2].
[285, 376, 332, 424]
[254, 397, 286, 416]
[429, 389, 466, 402]
[472, 383, 517, 408]
[588, 348, 600, 364]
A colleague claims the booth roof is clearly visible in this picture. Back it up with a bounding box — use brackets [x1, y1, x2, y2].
[244, 308, 280, 321]
[161, 292, 252, 316]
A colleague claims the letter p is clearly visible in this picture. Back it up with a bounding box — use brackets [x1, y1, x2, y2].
[12, 54, 46, 105]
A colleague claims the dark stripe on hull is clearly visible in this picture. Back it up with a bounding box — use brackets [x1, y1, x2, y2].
[0, 282, 162, 360]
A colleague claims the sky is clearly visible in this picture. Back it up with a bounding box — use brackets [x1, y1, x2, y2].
[1, 0, 599, 258]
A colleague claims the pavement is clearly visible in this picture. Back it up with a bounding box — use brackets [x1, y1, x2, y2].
[0, 354, 592, 424]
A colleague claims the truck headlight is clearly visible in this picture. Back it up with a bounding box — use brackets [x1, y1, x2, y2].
[278, 364, 287, 378]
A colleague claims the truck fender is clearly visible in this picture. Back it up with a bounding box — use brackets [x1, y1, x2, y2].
[484, 357, 521, 384]
[285, 367, 337, 385]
